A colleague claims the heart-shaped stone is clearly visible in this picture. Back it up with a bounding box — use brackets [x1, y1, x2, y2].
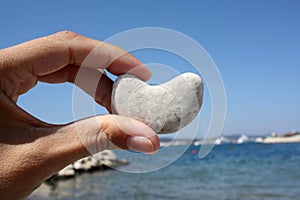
[112, 73, 203, 134]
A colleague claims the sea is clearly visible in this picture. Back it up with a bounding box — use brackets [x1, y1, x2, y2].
[29, 143, 300, 200]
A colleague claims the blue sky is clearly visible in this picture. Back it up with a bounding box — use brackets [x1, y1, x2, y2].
[1, 0, 299, 136]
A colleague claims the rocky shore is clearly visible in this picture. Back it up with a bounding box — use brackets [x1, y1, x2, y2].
[47, 150, 128, 182]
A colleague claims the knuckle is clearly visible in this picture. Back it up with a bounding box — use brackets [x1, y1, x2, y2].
[51, 30, 80, 40]
[99, 116, 128, 150]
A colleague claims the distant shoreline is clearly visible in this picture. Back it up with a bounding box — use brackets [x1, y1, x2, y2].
[262, 134, 300, 144]
[160, 133, 300, 147]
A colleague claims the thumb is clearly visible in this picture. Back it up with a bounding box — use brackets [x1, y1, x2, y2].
[42, 115, 160, 168]
[35, 115, 159, 179]
[68, 114, 160, 155]
[2, 115, 160, 197]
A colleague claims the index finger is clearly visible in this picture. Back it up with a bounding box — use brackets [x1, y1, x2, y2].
[62, 31, 152, 80]
[81, 42, 151, 81]
[2, 31, 151, 81]
[79, 36, 151, 81]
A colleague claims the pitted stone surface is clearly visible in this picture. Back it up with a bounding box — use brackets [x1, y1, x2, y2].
[112, 73, 203, 134]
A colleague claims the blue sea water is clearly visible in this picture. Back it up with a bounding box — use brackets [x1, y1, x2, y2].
[30, 143, 300, 200]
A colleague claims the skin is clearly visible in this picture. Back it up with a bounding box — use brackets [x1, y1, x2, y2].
[0, 31, 160, 200]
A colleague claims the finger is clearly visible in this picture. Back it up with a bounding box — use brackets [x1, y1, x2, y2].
[71, 67, 114, 113]
[37, 64, 79, 84]
[18, 114, 159, 189]
[78, 115, 160, 154]
[81, 43, 151, 81]
[36, 115, 159, 170]
[38, 66, 113, 112]
[1, 31, 151, 81]
[0, 114, 159, 199]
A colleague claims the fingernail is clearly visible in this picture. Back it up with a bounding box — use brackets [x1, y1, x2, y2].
[126, 136, 154, 153]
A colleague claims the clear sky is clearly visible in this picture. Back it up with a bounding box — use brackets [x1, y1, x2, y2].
[0, 0, 299, 136]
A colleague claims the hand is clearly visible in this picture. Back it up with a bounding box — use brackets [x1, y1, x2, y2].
[0, 31, 159, 200]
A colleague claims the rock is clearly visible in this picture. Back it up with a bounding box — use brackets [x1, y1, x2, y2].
[93, 150, 119, 168]
[62, 151, 120, 173]
[57, 164, 75, 178]
[112, 72, 203, 133]
[94, 150, 118, 161]
[73, 156, 100, 172]
[48, 150, 127, 182]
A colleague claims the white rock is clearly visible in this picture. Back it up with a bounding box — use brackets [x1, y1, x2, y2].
[94, 150, 118, 161]
[93, 150, 118, 167]
[112, 72, 203, 133]
[57, 164, 75, 177]
[73, 156, 99, 171]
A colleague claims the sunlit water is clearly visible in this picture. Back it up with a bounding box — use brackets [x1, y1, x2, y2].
[29, 143, 300, 200]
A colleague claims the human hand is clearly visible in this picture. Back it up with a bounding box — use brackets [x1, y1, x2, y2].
[0, 31, 159, 200]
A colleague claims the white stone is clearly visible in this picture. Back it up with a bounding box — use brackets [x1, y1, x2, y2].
[93, 150, 118, 167]
[73, 157, 99, 171]
[57, 164, 75, 177]
[112, 72, 203, 133]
